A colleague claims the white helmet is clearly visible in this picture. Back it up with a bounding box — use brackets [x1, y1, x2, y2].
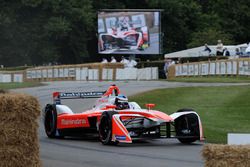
[115, 94, 129, 110]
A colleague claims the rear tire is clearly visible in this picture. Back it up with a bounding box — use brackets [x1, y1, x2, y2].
[99, 111, 118, 145]
[44, 104, 61, 138]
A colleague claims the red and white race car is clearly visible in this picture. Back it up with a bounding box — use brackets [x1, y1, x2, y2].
[43, 85, 204, 145]
[98, 25, 150, 53]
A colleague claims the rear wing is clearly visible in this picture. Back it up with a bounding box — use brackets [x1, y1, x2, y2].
[52, 84, 121, 104]
[53, 91, 105, 104]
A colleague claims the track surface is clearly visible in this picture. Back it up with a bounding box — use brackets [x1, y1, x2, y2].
[13, 81, 250, 167]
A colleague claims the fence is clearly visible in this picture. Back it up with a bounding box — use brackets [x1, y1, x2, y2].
[0, 71, 24, 83]
[168, 58, 250, 79]
[0, 63, 159, 83]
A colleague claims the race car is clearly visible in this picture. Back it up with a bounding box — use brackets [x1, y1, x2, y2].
[43, 85, 204, 145]
[98, 23, 150, 53]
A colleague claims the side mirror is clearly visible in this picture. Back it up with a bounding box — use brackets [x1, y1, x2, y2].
[145, 103, 155, 110]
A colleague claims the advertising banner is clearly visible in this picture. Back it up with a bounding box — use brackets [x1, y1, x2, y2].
[59, 69, 64, 78]
[220, 62, 226, 75]
[42, 69, 47, 78]
[216, 62, 220, 75]
[188, 64, 194, 76]
[209, 62, 216, 75]
[53, 69, 58, 78]
[226, 61, 232, 74]
[201, 64, 208, 75]
[48, 69, 53, 78]
[13, 74, 23, 82]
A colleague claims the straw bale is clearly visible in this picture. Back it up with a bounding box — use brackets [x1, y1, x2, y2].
[0, 93, 41, 167]
[0, 89, 7, 94]
[202, 144, 250, 167]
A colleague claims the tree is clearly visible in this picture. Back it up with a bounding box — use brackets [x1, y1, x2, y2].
[147, 0, 202, 53]
[187, 28, 234, 47]
[0, 0, 249, 67]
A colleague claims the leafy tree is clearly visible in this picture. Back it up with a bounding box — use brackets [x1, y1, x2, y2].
[187, 28, 234, 47]
[0, 0, 249, 67]
[147, 0, 201, 53]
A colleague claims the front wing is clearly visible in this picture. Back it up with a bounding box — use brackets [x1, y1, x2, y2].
[111, 112, 204, 143]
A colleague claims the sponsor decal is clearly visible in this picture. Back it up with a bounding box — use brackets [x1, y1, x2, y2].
[60, 92, 105, 98]
[115, 135, 126, 140]
[98, 98, 108, 103]
[61, 119, 86, 125]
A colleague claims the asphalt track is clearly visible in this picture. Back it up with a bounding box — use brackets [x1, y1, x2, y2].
[13, 81, 250, 167]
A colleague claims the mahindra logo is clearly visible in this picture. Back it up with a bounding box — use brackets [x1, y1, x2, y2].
[61, 119, 86, 125]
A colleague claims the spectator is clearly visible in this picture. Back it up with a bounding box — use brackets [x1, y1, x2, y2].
[245, 42, 250, 56]
[120, 56, 129, 67]
[110, 56, 117, 63]
[163, 59, 169, 74]
[176, 57, 181, 64]
[223, 48, 230, 56]
[171, 59, 175, 65]
[235, 48, 243, 57]
[216, 40, 224, 56]
[204, 44, 211, 55]
[126, 57, 137, 68]
[101, 58, 108, 63]
[164, 59, 172, 78]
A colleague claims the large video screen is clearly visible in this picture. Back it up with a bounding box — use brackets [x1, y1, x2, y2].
[98, 10, 161, 54]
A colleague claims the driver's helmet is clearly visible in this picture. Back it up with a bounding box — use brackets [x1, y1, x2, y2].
[115, 94, 129, 110]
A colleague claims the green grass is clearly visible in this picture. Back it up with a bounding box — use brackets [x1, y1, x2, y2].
[0, 66, 32, 71]
[168, 76, 250, 83]
[0, 82, 44, 90]
[129, 85, 250, 143]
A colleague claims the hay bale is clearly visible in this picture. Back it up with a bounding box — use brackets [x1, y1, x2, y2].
[202, 144, 250, 167]
[0, 93, 41, 167]
[0, 89, 7, 94]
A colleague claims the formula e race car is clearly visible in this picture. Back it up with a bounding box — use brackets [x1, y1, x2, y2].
[43, 85, 204, 145]
[98, 26, 150, 53]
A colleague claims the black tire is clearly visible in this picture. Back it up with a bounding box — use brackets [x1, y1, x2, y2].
[174, 109, 199, 144]
[176, 108, 194, 113]
[44, 104, 60, 138]
[178, 138, 197, 144]
[99, 111, 118, 145]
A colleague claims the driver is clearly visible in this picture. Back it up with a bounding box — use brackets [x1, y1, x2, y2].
[114, 94, 129, 110]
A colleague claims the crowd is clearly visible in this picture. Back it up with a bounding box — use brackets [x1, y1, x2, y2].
[101, 56, 137, 68]
[203, 40, 250, 57]
[99, 40, 250, 79]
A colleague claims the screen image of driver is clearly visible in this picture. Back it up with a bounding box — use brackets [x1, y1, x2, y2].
[115, 95, 129, 110]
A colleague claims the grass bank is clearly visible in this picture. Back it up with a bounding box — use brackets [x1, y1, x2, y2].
[0, 66, 32, 71]
[129, 85, 250, 143]
[0, 82, 44, 90]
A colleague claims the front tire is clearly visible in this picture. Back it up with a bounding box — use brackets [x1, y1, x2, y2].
[174, 109, 200, 144]
[99, 111, 118, 145]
